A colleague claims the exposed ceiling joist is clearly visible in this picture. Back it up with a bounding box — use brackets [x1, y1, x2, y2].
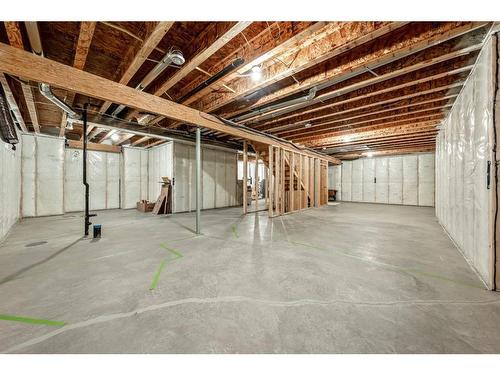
[99, 21, 175, 114]
[198, 21, 409, 113]
[0, 43, 339, 163]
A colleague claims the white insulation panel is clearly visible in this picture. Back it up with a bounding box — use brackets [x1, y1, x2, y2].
[173, 142, 238, 213]
[148, 142, 173, 202]
[121, 147, 148, 209]
[64, 149, 120, 212]
[436, 37, 495, 288]
[0, 137, 21, 241]
[338, 153, 435, 207]
[21, 135, 64, 217]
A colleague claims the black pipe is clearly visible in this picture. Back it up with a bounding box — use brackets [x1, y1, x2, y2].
[177, 58, 244, 103]
[83, 103, 96, 236]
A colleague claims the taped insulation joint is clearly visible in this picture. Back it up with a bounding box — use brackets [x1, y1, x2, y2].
[0, 84, 19, 147]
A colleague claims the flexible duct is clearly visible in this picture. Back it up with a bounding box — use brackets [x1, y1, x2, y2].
[39, 83, 79, 119]
[111, 49, 185, 117]
[24, 22, 80, 122]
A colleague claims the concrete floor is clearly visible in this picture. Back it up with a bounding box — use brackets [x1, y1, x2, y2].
[1, 202, 500, 353]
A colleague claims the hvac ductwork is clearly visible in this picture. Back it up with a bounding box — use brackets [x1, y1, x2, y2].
[111, 49, 186, 117]
[39, 83, 80, 120]
[232, 86, 317, 123]
[24, 22, 80, 123]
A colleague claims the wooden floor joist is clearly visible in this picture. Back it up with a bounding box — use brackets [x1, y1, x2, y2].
[0, 42, 338, 164]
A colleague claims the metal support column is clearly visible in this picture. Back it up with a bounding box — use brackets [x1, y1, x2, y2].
[195, 127, 201, 234]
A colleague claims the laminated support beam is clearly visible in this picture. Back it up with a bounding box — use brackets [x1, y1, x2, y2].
[0, 42, 339, 165]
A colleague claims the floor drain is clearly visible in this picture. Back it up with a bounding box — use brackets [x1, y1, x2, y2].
[25, 241, 48, 247]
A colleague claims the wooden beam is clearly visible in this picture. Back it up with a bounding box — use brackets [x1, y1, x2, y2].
[98, 129, 116, 143]
[154, 22, 251, 96]
[310, 121, 441, 148]
[115, 133, 135, 145]
[144, 139, 166, 148]
[131, 135, 150, 146]
[284, 103, 451, 140]
[218, 22, 488, 117]
[174, 22, 322, 106]
[0, 42, 338, 164]
[254, 58, 475, 131]
[197, 22, 407, 113]
[274, 95, 456, 136]
[268, 145, 274, 217]
[337, 146, 436, 159]
[21, 83, 40, 133]
[4, 21, 40, 134]
[99, 22, 174, 114]
[143, 22, 252, 126]
[67, 139, 120, 153]
[73, 22, 96, 71]
[0, 73, 28, 132]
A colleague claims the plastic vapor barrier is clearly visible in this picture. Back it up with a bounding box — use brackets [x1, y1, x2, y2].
[0, 136, 21, 241]
[436, 36, 495, 288]
[21, 134, 64, 217]
[121, 147, 148, 209]
[173, 142, 238, 213]
[338, 153, 435, 207]
[64, 148, 120, 212]
[148, 142, 173, 202]
[327, 165, 342, 200]
[341, 161, 352, 201]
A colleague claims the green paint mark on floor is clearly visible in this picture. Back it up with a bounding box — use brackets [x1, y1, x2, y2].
[0, 314, 66, 327]
[149, 260, 167, 290]
[159, 244, 183, 259]
[231, 225, 239, 238]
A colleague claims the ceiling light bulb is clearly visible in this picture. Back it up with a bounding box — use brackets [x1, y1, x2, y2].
[251, 65, 261, 73]
[322, 146, 327, 150]
[366, 151, 374, 158]
[304, 123, 311, 128]
[111, 133, 120, 142]
[250, 65, 262, 81]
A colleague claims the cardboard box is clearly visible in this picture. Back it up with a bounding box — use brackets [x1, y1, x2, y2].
[137, 200, 155, 212]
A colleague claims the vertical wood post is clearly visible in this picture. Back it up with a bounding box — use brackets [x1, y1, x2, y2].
[255, 150, 259, 211]
[243, 141, 247, 214]
[268, 145, 274, 217]
[290, 152, 295, 212]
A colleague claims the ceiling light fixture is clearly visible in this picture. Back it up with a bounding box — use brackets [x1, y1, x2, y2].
[366, 151, 374, 158]
[304, 123, 312, 128]
[250, 65, 262, 81]
[111, 133, 120, 142]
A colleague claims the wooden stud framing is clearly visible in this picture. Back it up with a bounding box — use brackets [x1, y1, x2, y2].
[243, 141, 248, 214]
[255, 150, 259, 211]
[268, 145, 274, 217]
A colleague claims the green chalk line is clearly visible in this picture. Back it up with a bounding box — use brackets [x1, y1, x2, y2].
[287, 240, 482, 290]
[231, 225, 239, 238]
[0, 314, 66, 327]
[149, 260, 167, 290]
[159, 244, 183, 259]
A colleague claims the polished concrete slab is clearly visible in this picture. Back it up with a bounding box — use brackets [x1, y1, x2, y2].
[0, 202, 499, 353]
